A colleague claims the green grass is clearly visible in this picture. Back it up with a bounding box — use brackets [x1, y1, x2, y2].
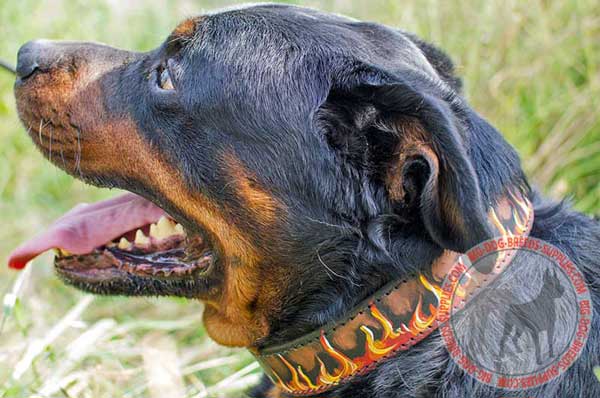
[0, 0, 598, 397]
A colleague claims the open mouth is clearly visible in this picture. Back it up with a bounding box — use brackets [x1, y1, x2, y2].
[8, 193, 215, 297]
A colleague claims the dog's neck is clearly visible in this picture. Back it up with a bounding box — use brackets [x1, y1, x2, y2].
[251, 186, 534, 397]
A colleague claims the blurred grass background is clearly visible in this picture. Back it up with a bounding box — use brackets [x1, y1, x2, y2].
[0, 0, 598, 397]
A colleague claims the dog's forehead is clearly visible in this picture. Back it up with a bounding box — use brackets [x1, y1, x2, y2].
[183, 4, 438, 81]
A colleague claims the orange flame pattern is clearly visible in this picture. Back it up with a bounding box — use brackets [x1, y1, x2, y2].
[256, 188, 533, 396]
[355, 275, 441, 365]
[263, 274, 443, 395]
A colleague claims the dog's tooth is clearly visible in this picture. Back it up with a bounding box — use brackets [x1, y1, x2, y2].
[157, 216, 176, 238]
[118, 237, 131, 250]
[149, 223, 159, 238]
[134, 230, 150, 245]
[54, 248, 72, 257]
[174, 223, 185, 236]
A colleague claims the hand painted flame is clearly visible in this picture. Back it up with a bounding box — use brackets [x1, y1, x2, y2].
[490, 207, 509, 237]
[491, 191, 532, 236]
[355, 275, 441, 364]
[317, 333, 358, 385]
[270, 275, 443, 394]
[278, 354, 317, 392]
[510, 190, 532, 217]
[271, 371, 294, 393]
[487, 195, 532, 274]
[370, 303, 406, 339]
[511, 194, 530, 233]
[409, 296, 437, 333]
[359, 303, 404, 357]
[513, 212, 527, 234]
[271, 334, 359, 392]
[419, 274, 442, 301]
[297, 364, 319, 390]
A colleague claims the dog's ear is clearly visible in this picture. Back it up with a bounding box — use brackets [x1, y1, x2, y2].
[322, 73, 494, 253]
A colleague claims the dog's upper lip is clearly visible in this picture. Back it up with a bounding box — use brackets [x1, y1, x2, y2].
[7, 193, 166, 269]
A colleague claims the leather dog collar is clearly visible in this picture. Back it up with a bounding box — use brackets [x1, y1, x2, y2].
[253, 187, 534, 396]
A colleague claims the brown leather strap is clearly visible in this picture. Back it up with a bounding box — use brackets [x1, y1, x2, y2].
[253, 187, 534, 396]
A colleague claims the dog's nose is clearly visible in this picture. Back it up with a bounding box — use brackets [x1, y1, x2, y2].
[16, 40, 52, 80]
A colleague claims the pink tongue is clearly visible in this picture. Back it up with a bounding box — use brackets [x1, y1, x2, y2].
[8, 193, 166, 269]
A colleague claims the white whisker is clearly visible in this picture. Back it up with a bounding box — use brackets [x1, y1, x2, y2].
[315, 243, 360, 287]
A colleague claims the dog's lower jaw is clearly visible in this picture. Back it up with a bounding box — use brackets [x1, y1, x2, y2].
[55, 267, 216, 298]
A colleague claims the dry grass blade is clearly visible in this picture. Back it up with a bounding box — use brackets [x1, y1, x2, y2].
[182, 355, 243, 375]
[187, 362, 261, 398]
[206, 362, 261, 396]
[1, 264, 32, 336]
[0, 59, 16, 74]
[38, 318, 117, 396]
[142, 332, 186, 398]
[12, 295, 94, 380]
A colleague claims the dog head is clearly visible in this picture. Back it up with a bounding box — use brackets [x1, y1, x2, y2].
[11, 4, 526, 347]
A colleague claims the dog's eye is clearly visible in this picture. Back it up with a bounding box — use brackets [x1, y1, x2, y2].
[158, 66, 174, 91]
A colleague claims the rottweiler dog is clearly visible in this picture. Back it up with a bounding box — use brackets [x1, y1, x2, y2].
[8, 4, 600, 398]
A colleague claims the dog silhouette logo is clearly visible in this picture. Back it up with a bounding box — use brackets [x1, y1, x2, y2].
[439, 237, 591, 390]
[497, 269, 565, 367]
